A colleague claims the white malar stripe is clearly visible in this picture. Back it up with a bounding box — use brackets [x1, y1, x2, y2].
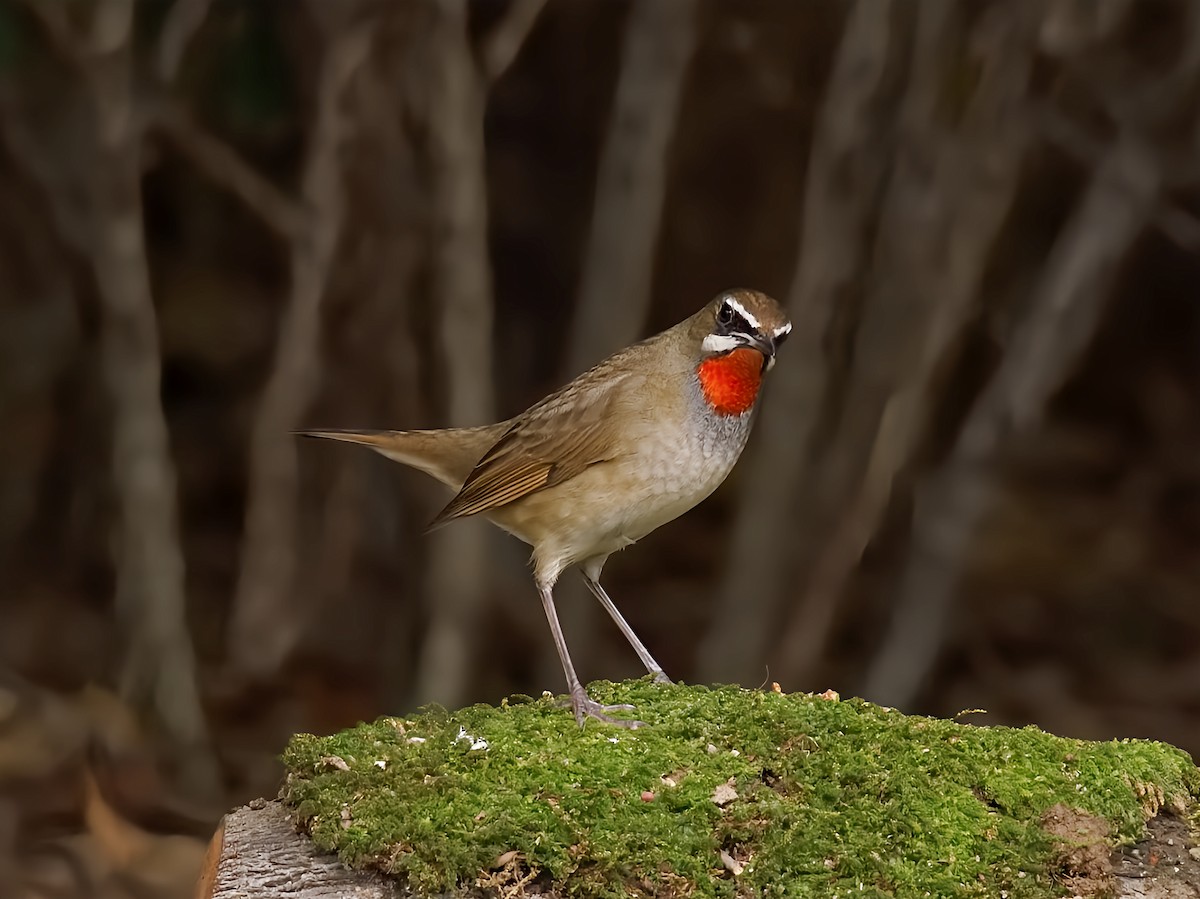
[773, 322, 792, 338]
[703, 333, 741, 354]
[724, 296, 760, 330]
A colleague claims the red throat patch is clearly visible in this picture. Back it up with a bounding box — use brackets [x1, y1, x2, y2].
[697, 348, 764, 416]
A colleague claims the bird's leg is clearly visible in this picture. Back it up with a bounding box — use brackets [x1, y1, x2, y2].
[581, 573, 672, 684]
[537, 580, 641, 728]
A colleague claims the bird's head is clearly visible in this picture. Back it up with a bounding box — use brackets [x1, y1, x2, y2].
[699, 289, 791, 370]
[693, 289, 791, 416]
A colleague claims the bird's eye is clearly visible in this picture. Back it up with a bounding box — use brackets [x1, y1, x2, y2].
[717, 302, 735, 327]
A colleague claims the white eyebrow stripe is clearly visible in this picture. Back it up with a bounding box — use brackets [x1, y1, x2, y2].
[724, 296, 760, 330]
[773, 322, 792, 337]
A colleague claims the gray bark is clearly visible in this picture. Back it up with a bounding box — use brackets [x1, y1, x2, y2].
[205, 801, 404, 899]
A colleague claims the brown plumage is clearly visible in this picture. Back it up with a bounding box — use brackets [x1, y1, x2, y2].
[301, 288, 791, 727]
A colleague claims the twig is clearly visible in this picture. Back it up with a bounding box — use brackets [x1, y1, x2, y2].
[156, 0, 214, 84]
[1036, 104, 1200, 250]
[480, 0, 549, 84]
[0, 91, 90, 252]
[1154, 205, 1200, 253]
[153, 101, 307, 241]
[13, 0, 86, 68]
[90, 0, 133, 56]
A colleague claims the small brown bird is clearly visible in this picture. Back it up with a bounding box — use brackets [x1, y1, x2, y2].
[302, 289, 791, 727]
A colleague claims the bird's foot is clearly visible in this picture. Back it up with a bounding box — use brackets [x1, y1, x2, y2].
[560, 687, 643, 729]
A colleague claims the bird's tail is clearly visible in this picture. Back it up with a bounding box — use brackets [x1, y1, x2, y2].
[297, 426, 505, 491]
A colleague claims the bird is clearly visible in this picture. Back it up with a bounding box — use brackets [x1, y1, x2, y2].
[301, 289, 791, 728]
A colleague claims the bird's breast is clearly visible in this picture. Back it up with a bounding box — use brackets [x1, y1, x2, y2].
[605, 385, 756, 539]
[696, 348, 764, 416]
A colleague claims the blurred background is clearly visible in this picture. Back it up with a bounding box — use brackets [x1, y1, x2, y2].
[2, 0, 1200, 895]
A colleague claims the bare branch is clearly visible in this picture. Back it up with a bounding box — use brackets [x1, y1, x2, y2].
[156, 0, 214, 84]
[481, 0, 549, 84]
[1155, 205, 1200, 253]
[228, 22, 374, 677]
[66, 11, 219, 790]
[411, 0, 498, 708]
[0, 92, 90, 252]
[12, 0, 221, 791]
[13, 0, 86, 67]
[698, 0, 902, 685]
[153, 101, 307, 241]
[1039, 0, 1133, 57]
[564, 0, 698, 373]
[861, 137, 1160, 708]
[89, 0, 133, 56]
[1036, 104, 1200, 250]
[551, 0, 698, 681]
[772, 0, 1037, 688]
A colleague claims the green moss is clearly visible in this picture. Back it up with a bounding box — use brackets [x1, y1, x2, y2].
[280, 680, 1199, 898]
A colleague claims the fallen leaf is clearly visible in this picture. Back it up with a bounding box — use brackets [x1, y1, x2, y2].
[711, 779, 738, 807]
[719, 849, 744, 876]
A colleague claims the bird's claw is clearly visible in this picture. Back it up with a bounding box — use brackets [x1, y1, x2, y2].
[560, 689, 643, 729]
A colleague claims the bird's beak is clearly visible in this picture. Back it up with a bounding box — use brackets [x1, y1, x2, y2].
[739, 332, 776, 369]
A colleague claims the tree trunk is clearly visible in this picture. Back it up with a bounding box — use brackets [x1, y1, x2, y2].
[411, 0, 499, 708]
[773, 0, 1037, 687]
[86, 1, 216, 794]
[549, 0, 699, 690]
[698, 0, 905, 685]
[862, 136, 1160, 708]
[228, 22, 373, 677]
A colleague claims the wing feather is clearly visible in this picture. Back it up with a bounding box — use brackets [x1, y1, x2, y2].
[427, 370, 636, 529]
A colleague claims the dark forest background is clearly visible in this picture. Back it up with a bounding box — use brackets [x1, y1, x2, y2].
[2, 0, 1200, 895]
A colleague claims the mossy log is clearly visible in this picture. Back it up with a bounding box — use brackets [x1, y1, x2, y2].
[201, 681, 1200, 899]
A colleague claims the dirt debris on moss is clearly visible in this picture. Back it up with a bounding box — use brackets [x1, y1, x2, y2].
[280, 679, 1200, 898]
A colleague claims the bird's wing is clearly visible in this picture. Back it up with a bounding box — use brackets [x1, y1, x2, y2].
[427, 370, 637, 529]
